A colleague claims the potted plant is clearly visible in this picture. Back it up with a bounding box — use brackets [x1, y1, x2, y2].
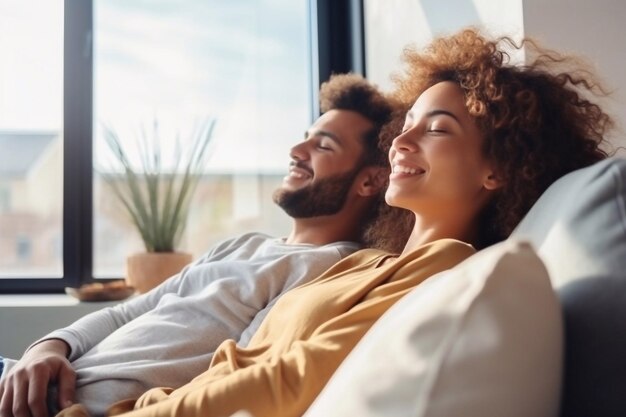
[100, 120, 215, 293]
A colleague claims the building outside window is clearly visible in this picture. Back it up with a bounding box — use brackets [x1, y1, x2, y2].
[16, 235, 33, 263]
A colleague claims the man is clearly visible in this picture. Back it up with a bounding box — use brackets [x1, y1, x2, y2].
[0, 73, 394, 417]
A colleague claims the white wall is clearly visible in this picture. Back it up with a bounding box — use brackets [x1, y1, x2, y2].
[364, 0, 525, 92]
[364, 0, 625, 153]
[523, 0, 626, 152]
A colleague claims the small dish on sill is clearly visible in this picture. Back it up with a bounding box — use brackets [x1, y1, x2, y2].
[65, 280, 136, 302]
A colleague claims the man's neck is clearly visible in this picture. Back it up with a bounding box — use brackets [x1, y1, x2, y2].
[284, 216, 360, 246]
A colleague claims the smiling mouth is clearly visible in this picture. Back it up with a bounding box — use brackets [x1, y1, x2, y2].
[287, 169, 311, 179]
[391, 164, 426, 175]
[284, 162, 313, 181]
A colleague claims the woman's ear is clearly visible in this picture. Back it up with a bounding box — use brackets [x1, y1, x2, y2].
[356, 166, 388, 197]
[483, 171, 504, 191]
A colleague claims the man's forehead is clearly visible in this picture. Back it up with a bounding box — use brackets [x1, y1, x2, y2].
[315, 108, 368, 123]
[310, 109, 373, 139]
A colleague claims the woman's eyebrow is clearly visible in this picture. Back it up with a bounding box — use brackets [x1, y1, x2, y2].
[425, 109, 461, 124]
[405, 108, 462, 126]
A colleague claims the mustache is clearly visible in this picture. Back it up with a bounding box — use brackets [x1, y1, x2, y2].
[289, 161, 313, 176]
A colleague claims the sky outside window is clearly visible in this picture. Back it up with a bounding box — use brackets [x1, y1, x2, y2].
[94, 0, 311, 174]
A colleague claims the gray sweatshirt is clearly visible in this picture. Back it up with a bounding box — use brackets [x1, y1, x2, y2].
[2, 232, 359, 416]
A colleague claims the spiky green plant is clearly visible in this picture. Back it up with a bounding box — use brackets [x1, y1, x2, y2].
[100, 120, 215, 252]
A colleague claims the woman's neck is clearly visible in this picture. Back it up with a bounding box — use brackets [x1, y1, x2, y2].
[400, 214, 478, 257]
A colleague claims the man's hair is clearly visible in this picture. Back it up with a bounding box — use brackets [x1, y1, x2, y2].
[319, 73, 394, 168]
[373, 28, 612, 249]
[318, 73, 405, 250]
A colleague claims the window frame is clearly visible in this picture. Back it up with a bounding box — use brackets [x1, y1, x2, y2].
[0, 0, 365, 293]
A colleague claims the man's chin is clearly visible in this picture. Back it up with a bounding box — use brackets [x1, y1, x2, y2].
[272, 188, 293, 207]
[272, 169, 357, 218]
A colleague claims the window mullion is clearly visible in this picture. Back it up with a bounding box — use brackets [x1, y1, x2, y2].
[63, 0, 93, 289]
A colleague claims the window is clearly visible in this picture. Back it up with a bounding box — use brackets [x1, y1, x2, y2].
[0, 0, 64, 279]
[0, 0, 363, 292]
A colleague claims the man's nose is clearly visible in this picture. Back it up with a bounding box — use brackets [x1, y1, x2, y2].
[289, 141, 311, 161]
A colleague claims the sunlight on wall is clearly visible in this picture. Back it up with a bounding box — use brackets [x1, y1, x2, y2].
[364, 0, 524, 92]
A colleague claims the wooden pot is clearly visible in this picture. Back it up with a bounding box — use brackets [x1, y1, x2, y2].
[126, 252, 193, 293]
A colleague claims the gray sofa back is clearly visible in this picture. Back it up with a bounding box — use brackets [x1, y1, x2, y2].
[512, 157, 626, 417]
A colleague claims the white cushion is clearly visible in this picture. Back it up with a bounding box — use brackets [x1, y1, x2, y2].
[304, 240, 562, 417]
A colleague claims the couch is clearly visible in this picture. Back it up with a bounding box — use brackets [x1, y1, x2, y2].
[303, 157, 626, 417]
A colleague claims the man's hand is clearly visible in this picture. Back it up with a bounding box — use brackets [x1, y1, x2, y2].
[0, 339, 75, 417]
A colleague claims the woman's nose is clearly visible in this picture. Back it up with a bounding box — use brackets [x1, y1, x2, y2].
[392, 131, 418, 153]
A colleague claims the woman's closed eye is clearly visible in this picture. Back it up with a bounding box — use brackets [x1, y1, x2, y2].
[426, 126, 448, 133]
[425, 120, 452, 133]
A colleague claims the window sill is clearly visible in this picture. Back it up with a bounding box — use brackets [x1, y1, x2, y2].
[0, 294, 86, 307]
[0, 295, 121, 358]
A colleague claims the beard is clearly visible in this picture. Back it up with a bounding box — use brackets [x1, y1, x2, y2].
[272, 167, 361, 218]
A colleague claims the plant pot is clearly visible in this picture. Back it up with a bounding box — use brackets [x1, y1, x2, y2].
[126, 252, 193, 294]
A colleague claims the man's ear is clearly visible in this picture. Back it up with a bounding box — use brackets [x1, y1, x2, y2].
[355, 166, 388, 197]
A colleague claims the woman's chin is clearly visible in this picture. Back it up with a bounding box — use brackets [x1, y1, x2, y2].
[384, 193, 410, 211]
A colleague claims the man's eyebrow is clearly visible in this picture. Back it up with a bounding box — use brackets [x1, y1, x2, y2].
[305, 129, 342, 145]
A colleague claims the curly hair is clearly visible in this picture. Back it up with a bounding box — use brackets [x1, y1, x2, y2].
[319, 73, 395, 168]
[380, 28, 612, 248]
[318, 73, 406, 250]
[361, 106, 416, 253]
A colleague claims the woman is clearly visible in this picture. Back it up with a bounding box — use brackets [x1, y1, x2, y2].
[56, 28, 610, 417]
[367, 28, 611, 253]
